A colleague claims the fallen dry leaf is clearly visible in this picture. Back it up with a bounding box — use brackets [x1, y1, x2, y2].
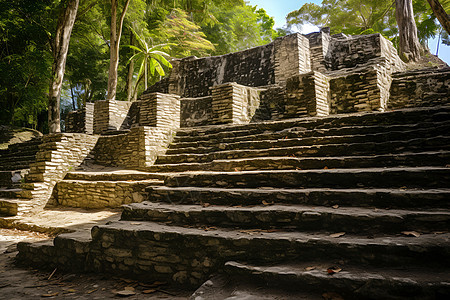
[116, 290, 136, 297]
[323, 166, 328, 169]
[329, 232, 345, 238]
[41, 292, 59, 297]
[130, 222, 141, 225]
[124, 286, 135, 291]
[143, 289, 157, 294]
[402, 231, 421, 237]
[87, 289, 97, 294]
[332, 205, 339, 209]
[305, 266, 316, 271]
[327, 267, 342, 275]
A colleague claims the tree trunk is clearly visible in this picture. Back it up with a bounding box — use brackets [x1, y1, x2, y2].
[426, 0, 450, 34]
[48, 0, 79, 133]
[126, 32, 135, 101]
[107, 0, 131, 100]
[395, 0, 422, 62]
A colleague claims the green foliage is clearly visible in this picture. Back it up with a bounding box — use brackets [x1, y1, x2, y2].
[442, 31, 450, 46]
[0, 0, 55, 130]
[148, 8, 215, 58]
[201, 3, 277, 55]
[287, 0, 397, 37]
[65, 2, 109, 108]
[286, 0, 450, 46]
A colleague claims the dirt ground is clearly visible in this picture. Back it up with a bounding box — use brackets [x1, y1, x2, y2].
[0, 228, 193, 300]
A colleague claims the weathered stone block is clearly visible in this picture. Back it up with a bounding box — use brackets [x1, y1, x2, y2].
[210, 83, 261, 124]
[285, 71, 331, 118]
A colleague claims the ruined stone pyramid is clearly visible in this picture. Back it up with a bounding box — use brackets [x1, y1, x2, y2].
[1, 29, 449, 298]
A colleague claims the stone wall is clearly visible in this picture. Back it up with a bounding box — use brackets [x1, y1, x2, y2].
[145, 33, 314, 98]
[85, 103, 94, 134]
[93, 126, 177, 170]
[305, 30, 331, 73]
[66, 110, 85, 133]
[20, 133, 99, 210]
[325, 33, 405, 73]
[93, 100, 131, 134]
[329, 59, 392, 113]
[53, 180, 149, 209]
[180, 97, 213, 127]
[65, 103, 94, 134]
[138, 93, 180, 128]
[210, 83, 261, 124]
[389, 68, 450, 109]
[149, 44, 276, 98]
[274, 33, 311, 84]
[252, 85, 286, 121]
[285, 71, 330, 118]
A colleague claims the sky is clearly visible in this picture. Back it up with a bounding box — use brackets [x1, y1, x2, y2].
[247, 0, 449, 64]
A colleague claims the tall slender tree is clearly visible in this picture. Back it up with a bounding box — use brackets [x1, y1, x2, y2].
[48, 0, 79, 133]
[107, 0, 131, 100]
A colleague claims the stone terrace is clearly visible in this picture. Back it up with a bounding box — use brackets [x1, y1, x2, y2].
[1, 29, 449, 299]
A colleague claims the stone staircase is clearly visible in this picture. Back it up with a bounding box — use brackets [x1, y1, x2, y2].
[17, 105, 450, 299]
[0, 137, 42, 216]
[50, 170, 165, 209]
[0, 136, 42, 171]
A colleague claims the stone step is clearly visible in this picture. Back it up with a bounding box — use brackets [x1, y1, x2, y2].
[17, 231, 92, 271]
[6, 136, 42, 147]
[173, 120, 450, 147]
[164, 167, 450, 189]
[64, 171, 167, 181]
[156, 136, 450, 164]
[170, 122, 450, 151]
[0, 160, 36, 171]
[0, 188, 22, 199]
[0, 149, 39, 158]
[145, 186, 450, 209]
[54, 179, 165, 209]
[122, 202, 450, 234]
[0, 198, 32, 216]
[224, 261, 450, 300]
[88, 221, 450, 275]
[191, 274, 324, 300]
[149, 151, 450, 172]
[174, 106, 450, 139]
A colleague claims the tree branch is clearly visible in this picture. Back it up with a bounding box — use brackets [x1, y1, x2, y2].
[117, 0, 132, 47]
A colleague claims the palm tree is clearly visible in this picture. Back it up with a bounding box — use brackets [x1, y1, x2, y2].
[125, 27, 173, 95]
